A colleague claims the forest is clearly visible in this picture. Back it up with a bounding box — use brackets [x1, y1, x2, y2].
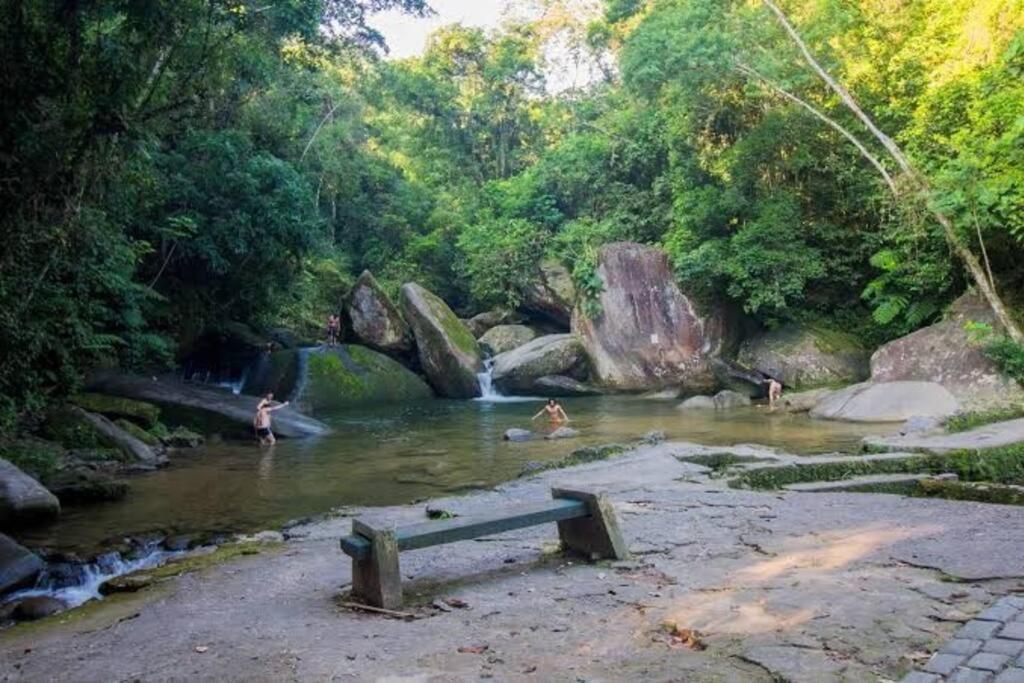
[3, 0, 1024, 432]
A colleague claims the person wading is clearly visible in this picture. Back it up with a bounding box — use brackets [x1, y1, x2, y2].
[532, 398, 570, 425]
[254, 393, 290, 445]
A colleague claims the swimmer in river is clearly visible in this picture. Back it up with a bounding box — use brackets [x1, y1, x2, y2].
[532, 398, 569, 424]
[254, 393, 289, 445]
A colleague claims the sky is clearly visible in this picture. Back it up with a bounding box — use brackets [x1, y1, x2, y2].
[370, 0, 517, 59]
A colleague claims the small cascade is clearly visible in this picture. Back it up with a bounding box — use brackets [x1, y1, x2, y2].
[475, 358, 540, 403]
[289, 347, 315, 403]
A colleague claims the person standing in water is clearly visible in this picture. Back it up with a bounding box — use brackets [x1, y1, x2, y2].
[766, 377, 783, 410]
[254, 393, 289, 445]
[532, 399, 569, 424]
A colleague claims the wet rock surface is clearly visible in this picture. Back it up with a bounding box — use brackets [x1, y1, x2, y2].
[478, 324, 537, 355]
[520, 259, 576, 328]
[344, 270, 413, 355]
[0, 457, 60, 527]
[0, 533, 44, 595]
[491, 334, 587, 394]
[2, 441, 1022, 681]
[400, 283, 484, 398]
[738, 324, 869, 390]
[811, 381, 960, 423]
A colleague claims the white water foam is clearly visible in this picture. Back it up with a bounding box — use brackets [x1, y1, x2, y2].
[474, 358, 542, 403]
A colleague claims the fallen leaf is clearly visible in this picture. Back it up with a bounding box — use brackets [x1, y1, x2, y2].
[457, 644, 489, 655]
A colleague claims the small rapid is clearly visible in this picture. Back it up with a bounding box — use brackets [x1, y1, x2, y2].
[475, 357, 541, 403]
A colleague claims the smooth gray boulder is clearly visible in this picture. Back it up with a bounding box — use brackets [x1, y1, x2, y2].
[503, 429, 534, 442]
[0, 532, 44, 595]
[679, 395, 717, 410]
[345, 271, 413, 355]
[520, 260, 576, 328]
[900, 415, 945, 436]
[75, 408, 165, 466]
[0, 458, 60, 527]
[737, 325, 869, 390]
[533, 375, 603, 397]
[464, 309, 523, 338]
[776, 388, 834, 413]
[400, 283, 483, 399]
[491, 335, 587, 394]
[479, 325, 537, 355]
[545, 426, 580, 440]
[713, 390, 752, 409]
[810, 381, 960, 423]
[571, 243, 728, 393]
[871, 293, 1024, 410]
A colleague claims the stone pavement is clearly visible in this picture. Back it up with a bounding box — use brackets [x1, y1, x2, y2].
[904, 595, 1024, 683]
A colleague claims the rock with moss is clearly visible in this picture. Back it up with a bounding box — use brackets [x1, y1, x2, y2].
[871, 293, 1024, 411]
[74, 408, 164, 466]
[0, 454, 61, 526]
[463, 309, 524, 338]
[114, 419, 161, 446]
[41, 407, 107, 450]
[345, 270, 414, 356]
[521, 259, 576, 328]
[163, 426, 204, 449]
[45, 468, 129, 505]
[69, 393, 160, 427]
[479, 324, 538, 355]
[0, 438, 64, 483]
[737, 324, 869, 390]
[400, 283, 483, 398]
[492, 334, 587, 394]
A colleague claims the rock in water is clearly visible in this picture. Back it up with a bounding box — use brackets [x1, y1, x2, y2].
[545, 426, 581, 440]
[900, 415, 944, 436]
[737, 325, 869, 390]
[479, 325, 538, 355]
[533, 375, 603, 397]
[679, 395, 716, 410]
[870, 293, 1024, 411]
[464, 309, 523, 338]
[492, 335, 587, 394]
[345, 270, 414, 355]
[503, 429, 534, 442]
[46, 468, 129, 504]
[521, 259, 576, 329]
[571, 243, 727, 393]
[12, 595, 66, 621]
[810, 381, 960, 423]
[400, 283, 484, 398]
[0, 457, 60, 527]
[0, 532, 45, 594]
[776, 388, 834, 413]
[713, 390, 752, 409]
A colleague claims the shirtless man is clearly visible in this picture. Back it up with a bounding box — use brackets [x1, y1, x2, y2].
[532, 399, 569, 424]
[325, 314, 341, 347]
[254, 393, 289, 445]
[766, 378, 783, 410]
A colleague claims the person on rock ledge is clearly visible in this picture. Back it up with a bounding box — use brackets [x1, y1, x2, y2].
[254, 393, 289, 445]
[325, 313, 341, 347]
[532, 398, 570, 425]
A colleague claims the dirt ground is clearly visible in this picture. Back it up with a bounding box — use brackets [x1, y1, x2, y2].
[2, 441, 1023, 682]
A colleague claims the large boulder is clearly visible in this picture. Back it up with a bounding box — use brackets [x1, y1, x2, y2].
[244, 346, 433, 414]
[0, 533, 44, 595]
[810, 381, 959, 423]
[463, 309, 524, 338]
[870, 293, 1024, 411]
[521, 260, 576, 329]
[571, 243, 728, 393]
[400, 283, 484, 398]
[69, 393, 160, 428]
[345, 270, 414, 356]
[479, 325, 538, 355]
[86, 372, 330, 439]
[737, 325, 869, 390]
[0, 457, 60, 527]
[73, 408, 165, 467]
[533, 375, 603, 397]
[491, 334, 587, 394]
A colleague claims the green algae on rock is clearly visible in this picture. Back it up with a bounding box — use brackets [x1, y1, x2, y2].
[302, 345, 433, 412]
[70, 394, 161, 428]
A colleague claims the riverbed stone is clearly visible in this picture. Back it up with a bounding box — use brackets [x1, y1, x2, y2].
[776, 387, 834, 413]
[679, 395, 717, 410]
[0, 532, 44, 595]
[738, 324, 869, 390]
[571, 242, 728, 393]
[871, 293, 1024, 411]
[345, 270, 414, 356]
[0, 455, 61, 528]
[503, 429, 534, 442]
[520, 259, 576, 328]
[12, 596, 66, 621]
[46, 468, 129, 505]
[491, 334, 587, 395]
[713, 390, 751, 409]
[545, 426, 580, 440]
[479, 324, 537, 355]
[400, 283, 483, 398]
[810, 381, 960, 423]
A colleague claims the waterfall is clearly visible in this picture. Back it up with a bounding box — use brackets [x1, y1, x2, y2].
[475, 357, 539, 403]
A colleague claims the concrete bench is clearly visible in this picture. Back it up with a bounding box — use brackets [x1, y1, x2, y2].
[339, 487, 628, 609]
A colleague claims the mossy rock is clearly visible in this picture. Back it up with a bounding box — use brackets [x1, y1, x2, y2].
[0, 438, 65, 482]
[737, 324, 869, 390]
[70, 393, 160, 428]
[163, 426, 204, 449]
[41, 407, 108, 450]
[69, 447, 129, 464]
[114, 419, 161, 446]
[302, 345, 433, 412]
[46, 468, 129, 505]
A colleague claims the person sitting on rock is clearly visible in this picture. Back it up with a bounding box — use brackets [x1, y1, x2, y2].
[532, 399, 569, 424]
[254, 393, 289, 445]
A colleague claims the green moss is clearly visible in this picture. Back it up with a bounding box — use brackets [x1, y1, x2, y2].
[70, 393, 160, 427]
[519, 442, 629, 477]
[807, 324, 864, 355]
[675, 452, 776, 475]
[913, 479, 1024, 506]
[47, 469, 129, 504]
[114, 418, 161, 446]
[0, 437, 65, 481]
[41, 407, 106, 449]
[946, 404, 1024, 433]
[71, 447, 128, 463]
[303, 346, 432, 411]
[425, 290, 478, 357]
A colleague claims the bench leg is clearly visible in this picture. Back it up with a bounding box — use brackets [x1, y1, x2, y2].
[350, 523, 403, 610]
[552, 488, 629, 561]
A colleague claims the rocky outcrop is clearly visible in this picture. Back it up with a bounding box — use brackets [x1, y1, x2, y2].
[521, 260, 576, 328]
[86, 372, 330, 439]
[74, 408, 164, 467]
[345, 271, 413, 356]
[870, 293, 1024, 410]
[737, 325, 869, 390]
[479, 325, 537, 355]
[0, 532, 44, 595]
[491, 335, 587, 394]
[571, 243, 727, 393]
[400, 283, 484, 399]
[810, 381, 959, 423]
[776, 388, 834, 413]
[0, 457, 60, 527]
[245, 346, 433, 414]
[533, 375, 603, 397]
[464, 309, 524, 338]
[679, 391, 751, 410]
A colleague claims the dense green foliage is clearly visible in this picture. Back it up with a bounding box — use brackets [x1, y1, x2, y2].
[3, 0, 1024, 431]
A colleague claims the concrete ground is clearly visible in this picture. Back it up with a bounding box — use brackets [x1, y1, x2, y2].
[1, 441, 1023, 682]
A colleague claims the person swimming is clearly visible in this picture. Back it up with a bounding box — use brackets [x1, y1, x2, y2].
[532, 398, 569, 424]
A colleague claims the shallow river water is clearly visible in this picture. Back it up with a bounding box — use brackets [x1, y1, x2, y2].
[20, 396, 897, 553]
